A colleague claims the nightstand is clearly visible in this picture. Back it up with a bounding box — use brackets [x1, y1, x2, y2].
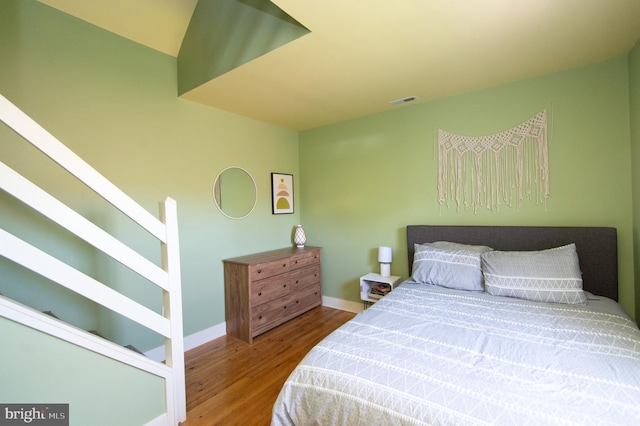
[360, 272, 402, 309]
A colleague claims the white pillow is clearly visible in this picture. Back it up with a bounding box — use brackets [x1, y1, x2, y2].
[481, 244, 587, 304]
[423, 241, 493, 254]
[412, 244, 485, 292]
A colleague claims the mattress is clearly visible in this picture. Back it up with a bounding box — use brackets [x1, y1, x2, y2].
[272, 282, 640, 425]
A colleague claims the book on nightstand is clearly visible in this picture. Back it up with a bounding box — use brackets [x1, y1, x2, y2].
[368, 283, 391, 298]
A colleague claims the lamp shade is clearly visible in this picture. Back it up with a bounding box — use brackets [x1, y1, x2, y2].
[378, 246, 392, 263]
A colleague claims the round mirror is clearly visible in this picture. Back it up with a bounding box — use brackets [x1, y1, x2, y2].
[213, 166, 257, 220]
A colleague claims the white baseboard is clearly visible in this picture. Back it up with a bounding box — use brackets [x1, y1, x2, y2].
[144, 322, 227, 362]
[144, 413, 167, 426]
[144, 297, 361, 361]
[322, 295, 364, 314]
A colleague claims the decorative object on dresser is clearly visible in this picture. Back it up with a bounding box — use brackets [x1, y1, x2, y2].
[377, 246, 392, 277]
[223, 246, 322, 343]
[293, 225, 306, 248]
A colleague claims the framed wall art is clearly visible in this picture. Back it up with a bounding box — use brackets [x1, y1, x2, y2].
[271, 173, 294, 214]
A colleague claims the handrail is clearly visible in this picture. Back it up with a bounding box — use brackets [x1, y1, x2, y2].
[0, 228, 172, 337]
[0, 295, 173, 379]
[0, 294, 178, 425]
[0, 162, 169, 290]
[0, 95, 166, 242]
[0, 94, 186, 425]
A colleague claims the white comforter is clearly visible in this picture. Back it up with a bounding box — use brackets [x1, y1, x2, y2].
[272, 282, 640, 425]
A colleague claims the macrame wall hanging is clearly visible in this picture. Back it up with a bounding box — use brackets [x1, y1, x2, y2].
[437, 109, 549, 213]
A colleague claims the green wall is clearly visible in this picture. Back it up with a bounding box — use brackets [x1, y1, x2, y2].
[630, 39, 640, 321]
[0, 1, 300, 423]
[300, 57, 636, 319]
[0, 0, 300, 346]
[1, 1, 639, 423]
[0, 317, 165, 425]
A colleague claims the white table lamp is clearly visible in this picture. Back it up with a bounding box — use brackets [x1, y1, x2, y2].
[378, 246, 392, 277]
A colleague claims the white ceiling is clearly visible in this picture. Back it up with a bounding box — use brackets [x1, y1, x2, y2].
[39, 0, 640, 130]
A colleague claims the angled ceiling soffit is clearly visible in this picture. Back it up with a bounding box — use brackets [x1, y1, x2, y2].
[177, 0, 309, 96]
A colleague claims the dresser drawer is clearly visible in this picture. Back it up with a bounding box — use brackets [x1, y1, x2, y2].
[250, 258, 289, 280]
[251, 275, 291, 307]
[290, 249, 320, 270]
[290, 284, 322, 316]
[252, 294, 295, 335]
[290, 264, 320, 290]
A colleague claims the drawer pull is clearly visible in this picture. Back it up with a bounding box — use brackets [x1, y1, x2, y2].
[284, 284, 287, 288]
[282, 263, 286, 268]
[258, 292, 262, 296]
[296, 280, 299, 284]
[259, 315, 263, 320]
[257, 269, 262, 273]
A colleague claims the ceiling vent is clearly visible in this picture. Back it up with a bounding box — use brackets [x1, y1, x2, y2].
[389, 96, 418, 106]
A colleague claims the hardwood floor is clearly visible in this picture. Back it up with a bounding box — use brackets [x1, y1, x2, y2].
[181, 306, 356, 426]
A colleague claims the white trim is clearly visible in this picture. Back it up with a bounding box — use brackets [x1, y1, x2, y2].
[0, 230, 171, 337]
[0, 296, 171, 378]
[322, 295, 364, 314]
[144, 413, 168, 426]
[159, 197, 185, 424]
[183, 322, 227, 352]
[0, 94, 166, 241]
[145, 322, 227, 362]
[0, 94, 185, 425]
[0, 162, 168, 290]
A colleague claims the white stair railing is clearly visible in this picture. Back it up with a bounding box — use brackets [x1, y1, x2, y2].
[0, 94, 186, 425]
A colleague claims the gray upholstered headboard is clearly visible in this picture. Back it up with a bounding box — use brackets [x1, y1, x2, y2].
[406, 225, 618, 301]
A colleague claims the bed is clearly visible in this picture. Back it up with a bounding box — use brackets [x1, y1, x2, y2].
[271, 225, 640, 425]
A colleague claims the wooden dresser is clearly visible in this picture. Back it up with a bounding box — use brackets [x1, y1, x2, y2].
[223, 246, 322, 343]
